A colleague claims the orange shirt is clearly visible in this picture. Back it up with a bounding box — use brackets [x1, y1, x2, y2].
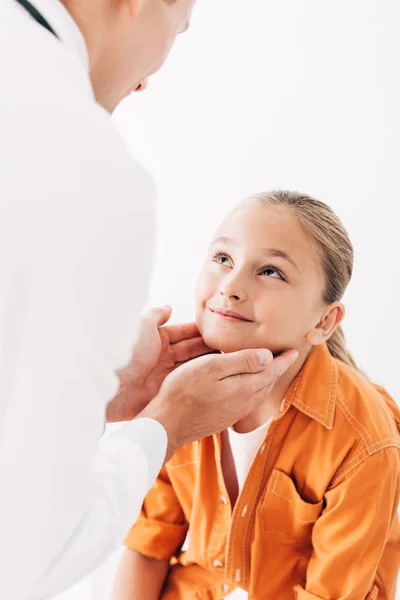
[125, 344, 400, 599]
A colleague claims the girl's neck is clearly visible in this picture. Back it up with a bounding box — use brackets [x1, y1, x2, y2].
[232, 347, 311, 433]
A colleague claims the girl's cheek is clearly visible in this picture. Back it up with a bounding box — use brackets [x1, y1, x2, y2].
[194, 304, 205, 335]
[196, 268, 220, 302]
[255, 303, 283, 329]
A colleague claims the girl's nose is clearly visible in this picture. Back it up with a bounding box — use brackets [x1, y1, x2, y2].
[220, 277, 247, 302]
[221, 290, 240, 301]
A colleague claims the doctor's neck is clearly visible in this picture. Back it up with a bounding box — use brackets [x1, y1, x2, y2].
[61, 0, 115, 77]
[60, 0, 193, 112]
[61, 0, 135, 111]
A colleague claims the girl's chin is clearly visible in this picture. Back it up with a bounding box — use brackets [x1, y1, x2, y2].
[201, 336, 249, 355]
[202, 333, 261, 355]
[201, 331, 287, 356]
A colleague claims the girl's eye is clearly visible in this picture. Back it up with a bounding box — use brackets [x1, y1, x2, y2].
[213, 252, 233, 267]
[260, 266, 285, 280]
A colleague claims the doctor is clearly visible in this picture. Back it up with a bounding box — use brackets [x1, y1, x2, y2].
[0, 0, 298, 598]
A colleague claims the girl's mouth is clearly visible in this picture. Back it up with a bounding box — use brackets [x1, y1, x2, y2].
[209, 308, 253, 323]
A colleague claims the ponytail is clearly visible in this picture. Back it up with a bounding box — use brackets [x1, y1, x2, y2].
[326, 325, 358, 371]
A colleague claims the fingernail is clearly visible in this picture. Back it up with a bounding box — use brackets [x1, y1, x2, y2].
[256, 351, 270, 366]
[162, 304, 171, 310]
[289, 350, 299, 364]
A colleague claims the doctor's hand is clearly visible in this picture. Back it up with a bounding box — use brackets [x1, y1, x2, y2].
[106, 306, 214, 423]
[139, 347, 299, 462]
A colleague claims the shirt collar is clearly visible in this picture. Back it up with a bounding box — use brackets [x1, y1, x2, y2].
[282, 343, 338, 430]
[27, 0, 89, 71]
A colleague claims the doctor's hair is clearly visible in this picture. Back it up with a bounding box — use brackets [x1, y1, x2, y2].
[242, 190, 359, 372]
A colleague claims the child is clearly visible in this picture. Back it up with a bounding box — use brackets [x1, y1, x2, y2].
[112, 190, 400, 600]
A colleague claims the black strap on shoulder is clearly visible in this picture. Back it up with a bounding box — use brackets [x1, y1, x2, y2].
[15, 0, 59, 39]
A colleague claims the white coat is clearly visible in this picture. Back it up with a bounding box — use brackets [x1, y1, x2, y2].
[0, 1, 167, 598]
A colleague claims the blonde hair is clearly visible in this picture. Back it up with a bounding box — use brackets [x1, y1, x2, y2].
[243, 190, 359, 371]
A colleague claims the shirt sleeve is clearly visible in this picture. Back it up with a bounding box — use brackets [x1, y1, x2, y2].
[124, 463, 189, 560]
[0, 105, 167, 600]
[294, 447, 400, 600]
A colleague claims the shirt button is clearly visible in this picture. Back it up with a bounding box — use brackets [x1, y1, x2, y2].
[241, 505, 248, 517]
[259, 443, 266, 455]
[222, 584, 230, 594]
[221, 495, 228, 505]
[213, 559, 224, 568]
[235, 569, 241, 582]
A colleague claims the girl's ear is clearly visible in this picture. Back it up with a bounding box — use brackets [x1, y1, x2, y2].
[306, 303, 345, 346]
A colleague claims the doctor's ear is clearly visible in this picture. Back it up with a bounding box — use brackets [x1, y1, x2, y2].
[306, 302, 345, 346]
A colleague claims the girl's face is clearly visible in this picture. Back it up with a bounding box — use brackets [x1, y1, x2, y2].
[195, 204, 334, 355]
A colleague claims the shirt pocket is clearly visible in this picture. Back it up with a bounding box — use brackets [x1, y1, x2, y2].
[258, 469, 323, 542]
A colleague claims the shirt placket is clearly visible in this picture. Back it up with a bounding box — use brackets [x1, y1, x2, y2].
[207, 434, 236, 597]
[224, 403, 288, 591]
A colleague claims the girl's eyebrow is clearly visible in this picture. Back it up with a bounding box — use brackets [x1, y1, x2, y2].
[263, 248, 301, 273]
[211, 236, 238, 246]
[211, 237, 300, 273]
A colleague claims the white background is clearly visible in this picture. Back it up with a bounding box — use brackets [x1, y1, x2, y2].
[58, 0, 400, 598]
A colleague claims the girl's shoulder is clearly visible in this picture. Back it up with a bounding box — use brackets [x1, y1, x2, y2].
[286, 344, 399, 488]
[334, 357, 400, 444]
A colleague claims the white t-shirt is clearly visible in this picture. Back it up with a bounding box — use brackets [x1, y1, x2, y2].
[224, 419, 272, 600]
[0, 1, 167, 598]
